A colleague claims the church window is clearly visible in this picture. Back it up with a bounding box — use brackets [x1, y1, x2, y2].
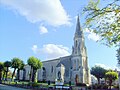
[74, 59, 78, 70]
[58, 71, 61, 80]
[74, 60, 76, 70]
[84, 59, 86, 68]
[77, 59, 79, 70]
[76, 59, 77, 70]
[76, 40, 77, 47]
[23, 69, 26, 80]
[51, 66, 53, 73]
[42, 67, 46, 79]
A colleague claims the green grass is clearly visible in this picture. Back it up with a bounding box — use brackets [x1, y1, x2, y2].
[1, 80, 74, 89]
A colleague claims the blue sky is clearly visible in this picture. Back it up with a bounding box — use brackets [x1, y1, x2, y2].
[0, 0, 118, 69]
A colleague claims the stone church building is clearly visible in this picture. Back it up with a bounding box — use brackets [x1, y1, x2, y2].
[20, 16, 91, 85]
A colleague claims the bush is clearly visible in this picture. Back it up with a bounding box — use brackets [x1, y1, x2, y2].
[27, 82, 31, 86]
[90, 84, 108, 89]
[87, 85, 91, 89]
[76, 83, 86, 86]
[92, 84, 97, 89]
[102, 84, 108, 89]
[42, 79, 46, 83]
[69, 81, 71, 86]
[32, 82, 39, 87]
[27, 82, 39, 87]
[113, 85, 119, 89]
[11, 82, 16, 85]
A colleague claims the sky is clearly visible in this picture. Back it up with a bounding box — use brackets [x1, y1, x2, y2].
[0, 0, 119, 70]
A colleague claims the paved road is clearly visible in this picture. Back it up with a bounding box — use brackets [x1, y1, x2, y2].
[0, 84, 30, 90]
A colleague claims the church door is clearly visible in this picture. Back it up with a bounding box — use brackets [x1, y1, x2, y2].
[75, 74, 79, 84]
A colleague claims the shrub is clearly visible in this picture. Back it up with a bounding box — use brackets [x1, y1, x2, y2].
[76, 83, 86, 86]
[69, 81, 71, 86]
[87, 85, 91, 89]
[27, 82, 39, 87]
[27, 82, 31, 86]
[11, 82, 16, 85]
[113, 85, 119, 89]
[90, 84, 108, 89]
[102, 84, 108, 89]
[42, 79, 46, 83]
[32, 82, 39, 87]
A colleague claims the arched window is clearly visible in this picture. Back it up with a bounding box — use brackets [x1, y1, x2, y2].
[51, 66, 53, 73]
[77, 59, 79, 70]
[76, 40, 77, 47]
[23, 69, 26, 81]
[58, 71, 61, 80]
[74, 60, 76, 70]
[42, 67, 46, 79]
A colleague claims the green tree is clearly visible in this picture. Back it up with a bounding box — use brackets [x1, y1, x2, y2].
[4, 61, 11, 81]
[11, 58, 22, 80]
[17, 60, 25, 81]
[0, 62, 4, 83]
[32, 60, 42, 82]
[105, 71, 118, 90]
[27, 56, 42, 82]
[27, 56, 36, 82]
[2, 66, 7, 80]
[83, 0, 120, 46]
[91, 65, 107, 84]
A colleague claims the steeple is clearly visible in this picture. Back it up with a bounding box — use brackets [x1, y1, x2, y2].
[72, 15, 85, 55]
[74, 15, 83, 38]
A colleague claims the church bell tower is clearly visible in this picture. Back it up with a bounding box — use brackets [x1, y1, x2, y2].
[71, 15, 90, 85]
[72, 15, 87, 56]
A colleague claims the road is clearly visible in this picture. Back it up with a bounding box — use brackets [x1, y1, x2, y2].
[0, 84, 30, 90]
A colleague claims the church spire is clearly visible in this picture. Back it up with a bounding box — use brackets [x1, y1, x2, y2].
[74, 15, 83, 38]
[72, 15, 85, 55]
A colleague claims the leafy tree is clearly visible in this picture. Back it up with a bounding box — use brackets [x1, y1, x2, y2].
[33, 60, 42, 82]
[105, 71, 118, 90]
[91, 65, 107, 84]
[27, 56, 42, 82]
[17, 60, 25, 81]
[83, 0, 120, 46]
[11, 57, 22, 80]
[27, 56, 36, 82]
[4, 61, 11, 81]
[0, 62, 4, 83]
[2, 66, 7, 80]
[5, 70, 12, 79]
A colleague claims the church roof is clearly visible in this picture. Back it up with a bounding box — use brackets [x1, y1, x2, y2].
[56, 63, 65, 67]
[42, 55, 71, 63]
[74, 15, 83, 38]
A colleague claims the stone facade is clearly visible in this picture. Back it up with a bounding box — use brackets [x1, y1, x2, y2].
[20, 16, 91, 85]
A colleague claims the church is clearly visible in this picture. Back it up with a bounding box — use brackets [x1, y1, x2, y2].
[20, 16, 91, 85]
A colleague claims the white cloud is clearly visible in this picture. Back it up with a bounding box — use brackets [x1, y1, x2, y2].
[31, 44, 70, 60]
[95, 63, 120, 71]
[84, 28, 100, 41]
[88, 32, 100, 41]
[42, 44, 70, 60]
[39, 25, 48, 34]
[31, 45, 40, 54]
[95, 63, 112, 70]
[0, 0, 70, 26]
